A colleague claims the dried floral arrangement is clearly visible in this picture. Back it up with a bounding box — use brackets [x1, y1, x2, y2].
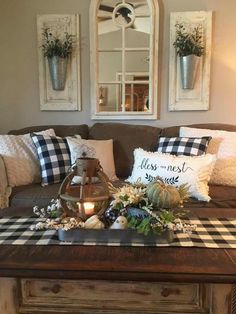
[31, 178, 196, 237]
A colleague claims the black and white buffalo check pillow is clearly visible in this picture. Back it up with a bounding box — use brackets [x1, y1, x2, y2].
[157, 136, 212, 156]
[31, 134, 71, 185]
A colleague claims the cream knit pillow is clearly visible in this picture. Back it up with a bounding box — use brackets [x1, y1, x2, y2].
[180, 127, 236, 186]
[0, 129, 55, 187]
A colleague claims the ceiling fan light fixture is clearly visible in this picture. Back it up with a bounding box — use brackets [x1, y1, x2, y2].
[112, 3, 135, 28]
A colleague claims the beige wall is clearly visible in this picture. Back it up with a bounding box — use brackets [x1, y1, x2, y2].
[0, 0, 236, 133]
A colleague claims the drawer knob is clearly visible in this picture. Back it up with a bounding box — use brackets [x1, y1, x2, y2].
[161, 288, 170, 297]
[51, 284, 61, 294]
[161, 287, 180, 297]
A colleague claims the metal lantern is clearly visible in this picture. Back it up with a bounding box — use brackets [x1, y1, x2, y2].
[58, 158, 110, 220]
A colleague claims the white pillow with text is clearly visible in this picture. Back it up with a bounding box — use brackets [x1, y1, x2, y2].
[127, 148, 216, 202]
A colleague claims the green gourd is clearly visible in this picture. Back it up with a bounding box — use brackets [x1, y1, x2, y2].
[146, 177, 188, 209]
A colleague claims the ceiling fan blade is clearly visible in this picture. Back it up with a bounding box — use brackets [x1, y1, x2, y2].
[99, 4, 114, 13]
[98, 16, 112, 22]
[135, 3, 146, 9]
[99, 2, 145, 12]
[125, 15, 131, 24]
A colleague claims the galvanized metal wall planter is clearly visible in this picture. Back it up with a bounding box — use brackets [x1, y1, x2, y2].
[37, 14, 81, 111]
[168, 11, 212, 111]
[48, 56, 68, 91]
[180, 55, 201, 89]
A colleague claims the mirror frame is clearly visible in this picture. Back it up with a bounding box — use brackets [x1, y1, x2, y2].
[90, 0, 159, 120]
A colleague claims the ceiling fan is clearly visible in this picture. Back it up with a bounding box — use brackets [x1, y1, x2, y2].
[99, 3, 135, 24]
[99, 2, 148, 27]
[98, 1, 150, 33]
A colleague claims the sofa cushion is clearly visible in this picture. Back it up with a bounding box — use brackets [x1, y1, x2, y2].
[89, 123, 162, 178]
[9, 181, 236, 210]
[10, 183, 61, 208]
[9, 124, 89, 139]
[9, 179, 124, 209]
[161, 123, 236, 137]
[184, 185, 236, 208]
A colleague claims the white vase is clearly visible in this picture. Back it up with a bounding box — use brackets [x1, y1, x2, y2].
[179, 55, 201, 89]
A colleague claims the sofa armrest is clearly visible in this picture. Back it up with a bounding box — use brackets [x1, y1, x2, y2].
[0, 155, 11, 209]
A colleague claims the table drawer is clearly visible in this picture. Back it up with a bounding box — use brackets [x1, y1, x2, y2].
[19, 279, 210, 313]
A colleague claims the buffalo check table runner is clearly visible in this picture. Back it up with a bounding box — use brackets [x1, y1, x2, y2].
[0, 216, 236, 248]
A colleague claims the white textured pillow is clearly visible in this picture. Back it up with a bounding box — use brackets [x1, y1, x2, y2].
[67, 138, 118, 181]
[128, 148, 216, 202]
[180, 127, 236, 186]
[0, 129, 55, 187]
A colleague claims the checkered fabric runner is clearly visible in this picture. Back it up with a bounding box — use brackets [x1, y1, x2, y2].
[0, 216, 236, 247]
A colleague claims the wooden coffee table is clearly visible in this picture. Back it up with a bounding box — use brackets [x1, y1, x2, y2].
[0, 207, 235, 313]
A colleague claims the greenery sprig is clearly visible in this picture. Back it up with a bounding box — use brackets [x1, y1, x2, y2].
[173, 22, 204, 57]
[42, 28, 74, 58]
[127, 208, 190, 236]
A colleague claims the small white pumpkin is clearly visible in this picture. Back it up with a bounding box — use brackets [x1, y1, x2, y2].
[84, 215, 105, 229]
[110, 216, 128, 230]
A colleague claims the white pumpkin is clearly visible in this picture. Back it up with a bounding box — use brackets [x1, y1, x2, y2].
[84, 215, 105, 229]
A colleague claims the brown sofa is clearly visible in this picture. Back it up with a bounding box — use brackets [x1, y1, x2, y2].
[5, 122, 236, 209]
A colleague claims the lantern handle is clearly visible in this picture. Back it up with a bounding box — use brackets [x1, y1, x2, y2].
[58, 168, 76, 196]
[96, 161, 111, 192]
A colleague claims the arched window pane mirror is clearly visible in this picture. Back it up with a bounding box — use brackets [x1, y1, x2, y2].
[90, 0, 159, 120]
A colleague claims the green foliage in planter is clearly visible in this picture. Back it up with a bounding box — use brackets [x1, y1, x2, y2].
[127, 216, 153, 236]
[173, 23, 204, 57]
[126, 209, 188, 236]
[42, 28, 74, 58]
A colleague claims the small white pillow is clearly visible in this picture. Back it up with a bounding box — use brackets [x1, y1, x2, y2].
[127, 148, 216, 202]
[0, 129, 55, 187]
[180, 127, 236, 186]
[66, 138, 118, 181]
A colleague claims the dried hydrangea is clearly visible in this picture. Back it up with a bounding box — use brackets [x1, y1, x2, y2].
[30, 217, 84, 231]
[171, 218, 197, 235]
[33, 198, 63, 218]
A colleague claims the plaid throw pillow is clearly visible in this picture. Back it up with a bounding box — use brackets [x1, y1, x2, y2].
[31, 134, 71, 186]
[156, 136, 211, 156]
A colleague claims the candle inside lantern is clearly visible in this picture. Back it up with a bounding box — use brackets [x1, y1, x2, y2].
[79, 202, 95, 216]
[84, 202, 95, 215]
